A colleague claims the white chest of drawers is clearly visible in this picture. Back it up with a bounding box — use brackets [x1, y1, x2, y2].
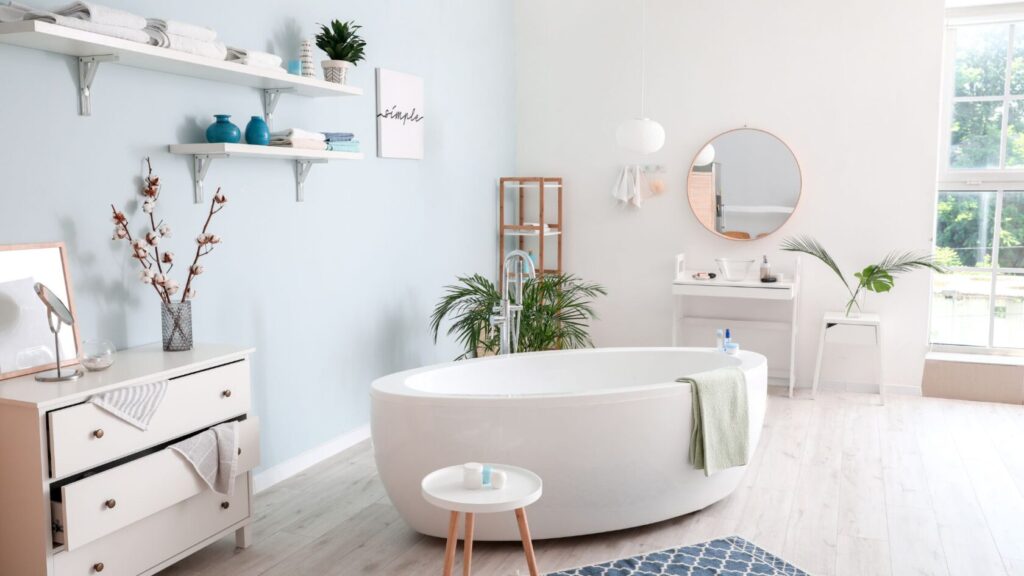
[0, 344, 259, 576]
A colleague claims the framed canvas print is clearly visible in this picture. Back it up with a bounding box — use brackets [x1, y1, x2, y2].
[376, 68, 425, 159]
[0, 243, 81, 381]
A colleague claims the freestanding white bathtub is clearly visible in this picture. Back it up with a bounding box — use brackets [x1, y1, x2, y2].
[370, 347, 767, 541]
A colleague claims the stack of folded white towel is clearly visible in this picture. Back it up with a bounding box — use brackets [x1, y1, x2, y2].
[0, 1, 150, 44]
[144, 17, 225, 60]
[225, 46, 283, 72]
[270, 128, 328, 151]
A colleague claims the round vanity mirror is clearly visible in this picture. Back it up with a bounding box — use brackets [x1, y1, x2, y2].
[34, 283, 74, 325]
[686, 128, 801, 240]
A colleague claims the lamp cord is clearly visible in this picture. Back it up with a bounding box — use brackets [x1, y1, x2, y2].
[640, 0, 646, 119]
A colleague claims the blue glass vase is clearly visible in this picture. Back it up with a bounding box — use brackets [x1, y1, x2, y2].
[245, 116, 270, 146]
[205, 114, 241, 144]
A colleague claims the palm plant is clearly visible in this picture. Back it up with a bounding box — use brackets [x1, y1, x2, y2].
[781, 236, 946, 316]
[430, 273, 607, 360]
[315, 20, 366, 63]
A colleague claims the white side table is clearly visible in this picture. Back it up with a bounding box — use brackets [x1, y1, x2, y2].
[422, 464, 543, 576]
[812, 312, 884, 404]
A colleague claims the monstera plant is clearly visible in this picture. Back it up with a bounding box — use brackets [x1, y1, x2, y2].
[781, 236, 946, 316]
[430, 273, 607, 360]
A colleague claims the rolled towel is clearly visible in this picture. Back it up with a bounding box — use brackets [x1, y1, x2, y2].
[155, 33, 227, 60]
[270, 138, 327, 150]
[270, 128, 326, 142]
[51, 1, 146, 29]
[322, 132, 355, 142]
[145, 17, 216, 42]
[226, 46, 283, 70]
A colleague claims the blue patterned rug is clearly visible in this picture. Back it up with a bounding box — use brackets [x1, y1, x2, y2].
[547, 536, 809, 576]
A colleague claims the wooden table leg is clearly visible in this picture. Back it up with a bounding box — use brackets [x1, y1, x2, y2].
[463, 512, 475, 576]
[515, 508, 540, 576]
[443, 511, 459, 576]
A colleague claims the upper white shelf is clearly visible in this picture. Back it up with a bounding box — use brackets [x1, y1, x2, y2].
[672, 275, 797, 300]
[0, 20, 362, 115]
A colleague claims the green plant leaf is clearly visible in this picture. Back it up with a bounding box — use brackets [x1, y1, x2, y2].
[855, 265, 894, 293]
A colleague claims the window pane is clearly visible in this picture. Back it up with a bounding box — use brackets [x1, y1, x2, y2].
[999, 191, 1024, 267]
[951, 101, 1004, 169]
[931, 271, 992, 346]
[1012, 24, 1024, 94]
[936, 191, 995, 267]
[1005, 102, 1024, 167]
[955, 24, 1009, 97]
[993, 273, 1024, 347]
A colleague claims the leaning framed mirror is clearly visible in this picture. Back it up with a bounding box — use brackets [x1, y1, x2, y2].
[0, 243, 81, 380]
[686, 128, 802, 240]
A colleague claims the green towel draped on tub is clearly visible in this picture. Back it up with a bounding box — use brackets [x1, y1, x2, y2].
[677, 367, 749, 476]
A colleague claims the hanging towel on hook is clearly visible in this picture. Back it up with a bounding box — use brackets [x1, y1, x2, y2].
[612, 165, 652, 208]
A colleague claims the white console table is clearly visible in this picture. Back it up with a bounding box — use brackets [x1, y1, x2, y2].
[672, 258, 801, 397]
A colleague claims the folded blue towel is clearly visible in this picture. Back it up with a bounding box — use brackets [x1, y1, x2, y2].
[327, 141, 360, 152]
[322, 132, 354, 142]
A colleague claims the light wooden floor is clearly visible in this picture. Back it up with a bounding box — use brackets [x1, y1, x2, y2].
[160, 390, 1024, 576]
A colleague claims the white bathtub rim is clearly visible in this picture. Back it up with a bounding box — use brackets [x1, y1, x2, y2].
[371, 347, 766, 403]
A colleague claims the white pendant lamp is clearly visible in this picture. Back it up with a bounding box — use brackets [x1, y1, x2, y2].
[694, 144, 716, 167]
[616, 0, 664, 155]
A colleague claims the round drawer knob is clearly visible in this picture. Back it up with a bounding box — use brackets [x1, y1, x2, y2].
[221, 501, 230, 510]
[93, 429, 105, 439]
[105, 499, 116, 509]
[93, 562, 105, 572]
[221, 390, 232, 398]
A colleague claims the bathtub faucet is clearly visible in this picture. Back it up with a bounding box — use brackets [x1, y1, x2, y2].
[491, 250, 536, 355]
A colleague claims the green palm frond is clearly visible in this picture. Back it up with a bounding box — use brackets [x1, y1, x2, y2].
[780, 235, 851, 292]
[429, 273, 607, 360]
[875, 250, 947, 275]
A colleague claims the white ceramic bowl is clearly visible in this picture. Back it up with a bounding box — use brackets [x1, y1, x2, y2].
[715, 258, 755, 282]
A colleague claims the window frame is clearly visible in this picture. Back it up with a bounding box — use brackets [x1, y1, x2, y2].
[933, 9, 1024, 354]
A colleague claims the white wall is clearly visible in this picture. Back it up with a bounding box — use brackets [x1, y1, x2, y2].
[0, 0, 516, 470]
[515, 0, 945, 390]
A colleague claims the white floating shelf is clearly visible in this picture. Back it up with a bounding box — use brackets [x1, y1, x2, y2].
[502, 229, 562, 237]
[0, 20, 362, 117]
[168, 143, 364, 203]
[721, 205, 795, 215]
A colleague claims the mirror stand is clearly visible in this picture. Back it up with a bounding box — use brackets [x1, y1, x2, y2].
[35, 308, 82, 383]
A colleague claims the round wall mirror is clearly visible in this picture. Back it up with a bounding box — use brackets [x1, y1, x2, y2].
[686, 128, 802, 240]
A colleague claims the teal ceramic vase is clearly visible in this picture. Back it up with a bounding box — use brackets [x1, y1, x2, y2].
[206, 115, 241, 144]
[245, 116, 270, 146]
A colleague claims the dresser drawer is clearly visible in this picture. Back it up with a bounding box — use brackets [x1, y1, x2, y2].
[56, 417, 259, 551]
[48, 360, 251, 479]
[53, 475, 250, 576]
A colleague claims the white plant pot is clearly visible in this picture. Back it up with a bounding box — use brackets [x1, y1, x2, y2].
[321, 60, 352, 84]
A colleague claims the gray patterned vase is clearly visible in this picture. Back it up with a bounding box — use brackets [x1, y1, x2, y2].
[161, 301, 193, 351]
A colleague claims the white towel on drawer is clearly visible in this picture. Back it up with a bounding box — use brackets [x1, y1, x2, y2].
[170, 421, 239, 496]
[88, 380, 168, 431]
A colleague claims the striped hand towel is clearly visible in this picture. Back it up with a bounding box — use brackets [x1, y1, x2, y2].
[170, 421, 239, 496]
[88, 380, 168, 431]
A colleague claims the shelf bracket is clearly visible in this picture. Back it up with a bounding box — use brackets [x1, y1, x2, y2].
[78, 55, 118, 116]
[191, 154, 227, 204]
[294, 159, 327, 202]
[262, 88, 294, 128]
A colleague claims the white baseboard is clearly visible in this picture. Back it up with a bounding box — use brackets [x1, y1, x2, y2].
[253, 424, 372, 494]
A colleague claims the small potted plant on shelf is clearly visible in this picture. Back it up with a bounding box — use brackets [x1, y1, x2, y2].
[315, 19, 366, 84]
[111, 158, 228, 351]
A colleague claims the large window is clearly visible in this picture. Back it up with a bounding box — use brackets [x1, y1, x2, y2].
[935, 17, 1024, 350]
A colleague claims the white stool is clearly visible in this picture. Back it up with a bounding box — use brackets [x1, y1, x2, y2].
[812, 312, 884, 404]
[421, 464, 543, 576]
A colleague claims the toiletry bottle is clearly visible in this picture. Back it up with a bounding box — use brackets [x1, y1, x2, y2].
[716, 329, 724, 351]
[724, 329, 731, 350]
[760, 255, 771, 281]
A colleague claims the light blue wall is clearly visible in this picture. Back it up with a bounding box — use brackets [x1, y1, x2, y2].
[0, 0, 515, 470]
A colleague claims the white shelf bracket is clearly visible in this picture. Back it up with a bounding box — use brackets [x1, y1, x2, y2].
[191, 154, 227, 204]
[78, 55, 117, 116]
[294, 159, 327, 202]
[262, 88, 294, 127]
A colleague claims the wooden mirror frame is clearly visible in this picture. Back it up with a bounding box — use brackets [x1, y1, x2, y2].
[0, 242, 81, 381]
[686, 127, 803, 241]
